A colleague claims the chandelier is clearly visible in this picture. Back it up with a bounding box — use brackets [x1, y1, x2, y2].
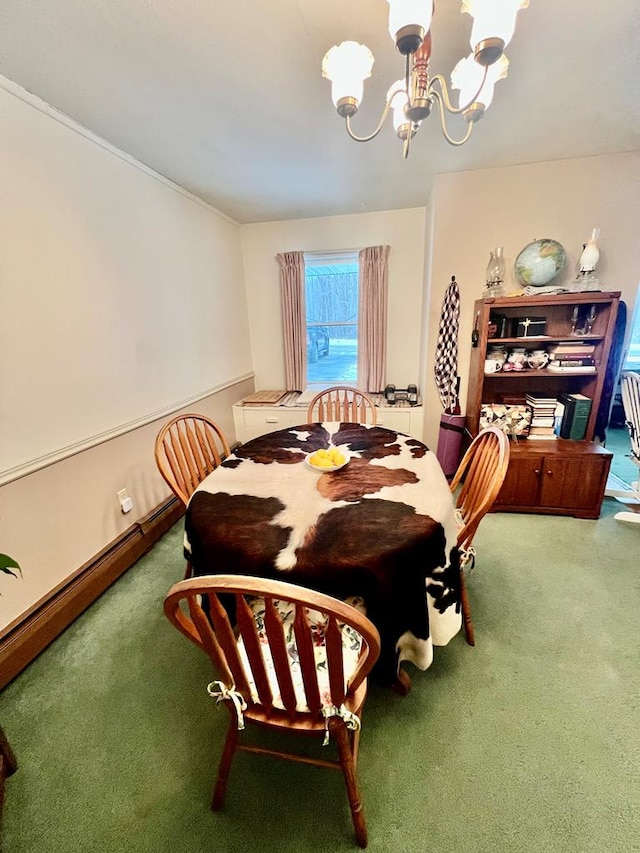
[322, 0, 529, 158]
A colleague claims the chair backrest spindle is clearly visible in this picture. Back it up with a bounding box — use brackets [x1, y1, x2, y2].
[307, 386, 377, 425]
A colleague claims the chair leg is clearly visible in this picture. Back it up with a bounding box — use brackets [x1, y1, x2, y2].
[331, 718, 368, 848]
[351, 726, 361, 770]
[211, 714, 239, 811]
[184, 560, 194, 579]
[460, 569, 476, 647]
[392, 669, 412, 696]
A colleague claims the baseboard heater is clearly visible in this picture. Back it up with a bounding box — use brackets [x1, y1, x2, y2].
[0, 497, 184, 690]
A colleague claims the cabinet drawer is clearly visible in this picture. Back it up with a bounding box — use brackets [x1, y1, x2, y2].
[241, 408, 305, 431]
[233, 406, 309, 443]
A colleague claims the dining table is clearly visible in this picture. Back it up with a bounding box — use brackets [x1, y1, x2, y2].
[184, 421, 462, 689]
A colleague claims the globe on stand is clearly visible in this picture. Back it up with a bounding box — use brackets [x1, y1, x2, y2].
[515, 239, 567, 289]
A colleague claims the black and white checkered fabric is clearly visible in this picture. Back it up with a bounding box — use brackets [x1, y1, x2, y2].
[434, 276, 460, 413]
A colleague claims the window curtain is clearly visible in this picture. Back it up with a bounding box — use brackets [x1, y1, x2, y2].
[357, 245, 390, 393]
[277, 251, 306, 392]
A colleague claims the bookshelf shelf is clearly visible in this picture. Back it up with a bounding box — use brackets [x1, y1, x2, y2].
[482, 368, 597, 378]
[466, 291, 620, 518]
[487, 335, 604, 346]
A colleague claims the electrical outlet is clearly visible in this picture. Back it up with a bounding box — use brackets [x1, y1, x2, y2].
[117, 488, 133, 513]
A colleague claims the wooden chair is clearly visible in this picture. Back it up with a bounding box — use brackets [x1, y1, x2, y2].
[154, 413, 231, 506]
[155, 414, 231, 579]
[307, 386, 377, 425]
[164, 575, 381, 848]
[450, 426, 510, 646]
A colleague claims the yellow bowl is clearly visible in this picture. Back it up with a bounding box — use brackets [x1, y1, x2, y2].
[304, 447, 350, 472]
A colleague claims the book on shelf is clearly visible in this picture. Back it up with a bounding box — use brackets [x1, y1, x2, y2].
[549, 356, 595, 367]
[527, 399, 557, 409]
[548, 363, 596, 373]
[531, 412, 556, 429]
[525, 392, 558, 403]
[548, 342, 596, 354]
[559, 393, 592, 440]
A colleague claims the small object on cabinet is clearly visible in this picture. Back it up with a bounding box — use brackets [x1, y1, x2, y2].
[515, 317, 547, 337]
[384, 384, 419, 406]
[479, 403, 532, 440]
[489, 311, 509, 338]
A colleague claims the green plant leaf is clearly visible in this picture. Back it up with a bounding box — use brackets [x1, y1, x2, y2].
[0, 554, 21, 578]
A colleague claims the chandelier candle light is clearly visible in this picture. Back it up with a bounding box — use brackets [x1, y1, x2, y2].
[322, 0, 529, 158]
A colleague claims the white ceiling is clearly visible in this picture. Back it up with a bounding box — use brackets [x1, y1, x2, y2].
[1, 0, 638, 223]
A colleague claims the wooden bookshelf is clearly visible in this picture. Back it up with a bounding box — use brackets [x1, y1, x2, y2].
[466, 291, 620, 518]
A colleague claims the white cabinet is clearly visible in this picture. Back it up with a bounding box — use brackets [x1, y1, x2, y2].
[375, 407, 423, 436]
[233, 406, 304, 443]
[233, 401, 424, 444]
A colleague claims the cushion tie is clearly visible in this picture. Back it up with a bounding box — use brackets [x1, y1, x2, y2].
[459, 545, 476, 571]
[321, 704, 361, 747]
[207, 681, 248, 731]
[454, 509, 477, 571]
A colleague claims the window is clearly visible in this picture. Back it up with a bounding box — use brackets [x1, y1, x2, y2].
[304, 252, 359, 387]
[623, 284, 640, 371]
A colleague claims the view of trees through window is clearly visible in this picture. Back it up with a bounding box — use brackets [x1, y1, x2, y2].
[305, 253, 359, 385]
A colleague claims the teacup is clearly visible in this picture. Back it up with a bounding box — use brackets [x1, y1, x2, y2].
[484, 359, 503, 374]
[487, 345, 508, 366]
[526, 349, 550, 369]
[504, 347, 527, 371]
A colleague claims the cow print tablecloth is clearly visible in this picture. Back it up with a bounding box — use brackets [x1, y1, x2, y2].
[185, 422, 462, 686]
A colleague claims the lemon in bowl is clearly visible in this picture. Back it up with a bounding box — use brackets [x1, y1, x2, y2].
[305, 446, 349, 472]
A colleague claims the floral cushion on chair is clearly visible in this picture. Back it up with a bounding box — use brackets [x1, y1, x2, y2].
[237, 596, 365, 712]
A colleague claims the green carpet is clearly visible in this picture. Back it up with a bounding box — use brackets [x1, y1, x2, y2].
[2, 499, 639, 852]
[606, 427, 638, 486]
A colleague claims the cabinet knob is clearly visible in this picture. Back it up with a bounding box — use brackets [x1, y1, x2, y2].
[547, 470, 553, 476]
[534, 468, 540, 475]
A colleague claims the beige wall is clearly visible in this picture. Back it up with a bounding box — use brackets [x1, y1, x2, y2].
[240, 208, 428, 392]
[0, 79, 253, 482]
[0, 80, 254, 632]
[0, 380, 253, 632]
[423, 153, 640, 449]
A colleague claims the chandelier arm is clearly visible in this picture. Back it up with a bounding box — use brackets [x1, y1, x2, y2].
[403, 130, 411, 159]
[428, 65, 489, 115]
[344, 91, 401, 143]
[431, 90, 475, 146]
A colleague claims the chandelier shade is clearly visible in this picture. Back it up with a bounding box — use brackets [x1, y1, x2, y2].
[387, 0, 434, 54]
[451, 53, 509, 118]
[322, 0, 529, 157]
[321, 41, 375, 116]
[463, 0, 529, 54]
